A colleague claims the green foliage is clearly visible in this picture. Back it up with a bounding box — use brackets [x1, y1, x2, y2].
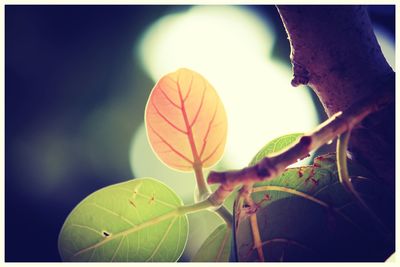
[58, 178, 188, 262]
[58, 68, 394, 263]
[249, 133, 303, 165]
[192, 224, 232, 262]
[235, 153, 394, 261]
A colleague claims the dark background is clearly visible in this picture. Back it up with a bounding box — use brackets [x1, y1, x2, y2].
[5, 5, 395, 262]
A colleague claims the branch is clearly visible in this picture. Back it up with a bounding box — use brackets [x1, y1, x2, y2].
[277, 5, 393, 115]
[276, 5, 395, 184]
[206, 82, 393, 206]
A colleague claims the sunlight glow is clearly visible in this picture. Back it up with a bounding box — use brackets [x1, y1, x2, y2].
[374, 25, 395, 69]
[132, 6, 319, 176]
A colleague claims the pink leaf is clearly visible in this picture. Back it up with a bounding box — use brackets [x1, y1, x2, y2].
[145, 68, 228, 171]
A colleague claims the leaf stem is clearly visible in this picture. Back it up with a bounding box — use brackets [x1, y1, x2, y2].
[215, 206, 233, 229]
[337, 130, 388, 234]
[193, 165, 233, 227]
[249, 213, 265, 261]
[193, 163, 211, 200]
[336, 131, 354, 193]
[177, 198, 214, 215]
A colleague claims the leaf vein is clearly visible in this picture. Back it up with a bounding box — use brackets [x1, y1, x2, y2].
[70, 224, 103, 237]
[126, 234, 129, 262]
[158, 86, 181, 109]
[151, 100, 187, 134]
[119, 187, 177, 209]
[89, 203, 135, 226]
[173, 216, 182, 259]
[183, 75, 194, 102]
[88, 246, 97, 261]
[201, 136, 224, 164]
[189, 85, 207, 128]
[72, 209, 178, 259]
[148, 124, 193, 164]
[215, 226, 230, 261]
[199, 100, 219, 157]
[145, 217, 177, 262]
[111, 235, 125, 262]
[176, 73, 201, 163]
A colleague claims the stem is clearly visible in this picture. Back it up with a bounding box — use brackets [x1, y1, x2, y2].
[215, 206, 233, 229]
[177, 198, 214, 215]
[194, 163, 211, 200]
[249, 214, 265, 261]
[194, 164, 233, 227]
[337, 131, 387, 234]
[193, 163, 233, 229]
[207, 87, 393, 206]
[336, 131, 354, 193]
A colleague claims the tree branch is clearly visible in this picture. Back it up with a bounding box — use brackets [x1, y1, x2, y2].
[276, 5, 395, 184]
[206, 84, 393, 206]
[276, 5, 393, 115]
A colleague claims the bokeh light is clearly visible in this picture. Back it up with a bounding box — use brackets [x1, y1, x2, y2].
[374, 25, 395, 70]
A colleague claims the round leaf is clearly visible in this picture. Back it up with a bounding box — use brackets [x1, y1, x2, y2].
[249, 133, 303, 166]
[235, 154, 394, 261]
[145, 68, 228, 171]
[58, 178, 188, 262]
[192, 224, 232, 262]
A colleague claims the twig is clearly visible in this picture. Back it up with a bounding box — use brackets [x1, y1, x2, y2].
[207, 86, 394, 207]
[336, 130, 388, 235]
[192, 161, 233, 227]
[277, 6, 395, 184]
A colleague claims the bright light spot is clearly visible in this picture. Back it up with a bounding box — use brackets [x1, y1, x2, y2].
[134, 6, 319, 174]
[374, 25, 395, 69]
[139, 6, 274, 80]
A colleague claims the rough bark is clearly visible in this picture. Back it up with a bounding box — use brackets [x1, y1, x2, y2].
[276, 5, 395, 185]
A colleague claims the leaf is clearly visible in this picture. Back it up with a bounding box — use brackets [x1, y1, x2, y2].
[192, 224, 232, 262]
[235, 153, 394, 261]
[58, 178, 189, 262]
[145, 68, 228, 171]
[249, 133, 303, 166]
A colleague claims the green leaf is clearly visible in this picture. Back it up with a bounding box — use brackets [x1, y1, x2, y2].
[235, 153, 394, 262]
[249, 133, 303, 166]
[192, 224, 232, 262]
[58, 178, 189, 262]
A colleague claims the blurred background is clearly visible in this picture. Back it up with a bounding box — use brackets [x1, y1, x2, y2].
[5, 5, 394, 262]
